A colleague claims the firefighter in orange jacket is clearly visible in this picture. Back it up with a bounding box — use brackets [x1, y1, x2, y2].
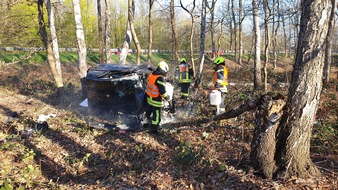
[145, 61, 170, 134]
[175, 58, 194, 100]
[212, 57, 228, 115]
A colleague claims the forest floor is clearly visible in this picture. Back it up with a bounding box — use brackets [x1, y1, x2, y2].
[0, 56, 337, 190]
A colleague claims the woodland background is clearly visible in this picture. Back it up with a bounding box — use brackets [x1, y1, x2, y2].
[0, 0, 337, 189]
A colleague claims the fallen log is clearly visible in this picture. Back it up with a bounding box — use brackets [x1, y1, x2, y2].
[161, 93, 285, 130]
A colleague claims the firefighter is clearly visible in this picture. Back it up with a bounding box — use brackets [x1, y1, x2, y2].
[145, 61, 170, 134]
[212, 57, 228, 115]
[176, 58, 194, 100]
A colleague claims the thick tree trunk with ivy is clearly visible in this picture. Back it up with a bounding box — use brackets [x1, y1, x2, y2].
[72, 0, 88, 99]
[38, 0, 66, 99]
[274, 0, 330, 178]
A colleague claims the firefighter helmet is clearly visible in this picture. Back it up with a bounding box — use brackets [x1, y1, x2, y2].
[213, 57, 225, 65]
[180, 58, 186, 63]
[158, 61, 169, 72]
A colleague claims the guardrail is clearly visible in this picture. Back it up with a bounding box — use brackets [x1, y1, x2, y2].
[0, 46, 291, 55]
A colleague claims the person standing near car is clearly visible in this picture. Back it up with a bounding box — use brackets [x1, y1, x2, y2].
[176, 58, 194, 100]
[212, 57, 228, 115]
[145, 61, 170, 134]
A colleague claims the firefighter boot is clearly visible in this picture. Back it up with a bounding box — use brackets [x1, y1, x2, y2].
[150, 124, 159, 134]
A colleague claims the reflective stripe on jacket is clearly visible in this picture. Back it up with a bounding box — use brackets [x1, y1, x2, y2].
[146, 73, 161, 98]
[213, 65, 228, 90]
[146, 73, 167, 107]
[177, 63, 192, 83]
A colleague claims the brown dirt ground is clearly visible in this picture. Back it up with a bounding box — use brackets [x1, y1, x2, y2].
[0, 57, 337, 189]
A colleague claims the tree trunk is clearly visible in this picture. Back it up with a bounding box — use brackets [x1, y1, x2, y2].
[238, 0, 243, 65]
[281, 7, 288, 57]
[46, 0, 62, 82]
[231, 0, 237, 62]
[189, 17, 195, 70]
[38, 0, 66, 99]
[97, 0, 104, 64]
[206, 0, 216, 60]
[119, 31, 132, 65]
[180, 0, 196, 72]
[216, 17, 225, 57]
[170, 0, 179, 63]
[246, 28, 255, 64]
[147, 0, 155, 65]
[323, 0, 336, 85]
[196, 0, 207, 87]
[128, 0, 141, 65]
[272, 0, 280, 69]
[253, 0, 262, 90]
[228, 0, 233, 51]
[105, 0, 112, 63]
[72, 0, 88, 99]
[119, 21, 132, 65]
[250, 94, 285, 179]
[263, 0, 270, 92]
[275, 0, 330, 178]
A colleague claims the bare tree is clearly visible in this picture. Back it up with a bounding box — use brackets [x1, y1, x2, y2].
[272, 0, 280, 69]
[147, 0, 155, 65]
[323, 0, 336, 85]
[72, 0, 88, 99]
[105, 0, 112, 63]
[231, 0, 237, 62]
[38, 0, 66, 99]
[195, 0, 207, 88]
[227, 0, 233, 51]
[46, 0, 62, 84]
[170, 0, 179, 63]
[253, 0, 262, 90]
[180, 0, 196, 73]
[119, 16, 132, 64]
[281, 5, 288, 57]
[97, 0, 104, 64]
[238, 0, 243, 65]
[128, 0, 141, 65]
[206, 0, 217, 60]
[216, 17, 225, 56]
[263, 0, 271, 91]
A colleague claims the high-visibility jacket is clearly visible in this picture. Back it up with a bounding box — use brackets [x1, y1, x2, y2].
[213, 64, 228, 92]
[146, 73, 167, 107]
[176, 63, 194, 83]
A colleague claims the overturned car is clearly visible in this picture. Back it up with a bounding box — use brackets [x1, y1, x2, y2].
[86, 63, 175, 130]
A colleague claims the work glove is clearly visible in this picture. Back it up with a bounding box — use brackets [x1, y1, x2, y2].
[164, 95, 171, 101]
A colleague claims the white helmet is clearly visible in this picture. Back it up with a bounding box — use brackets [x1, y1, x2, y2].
[158, 61, 169, 72]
